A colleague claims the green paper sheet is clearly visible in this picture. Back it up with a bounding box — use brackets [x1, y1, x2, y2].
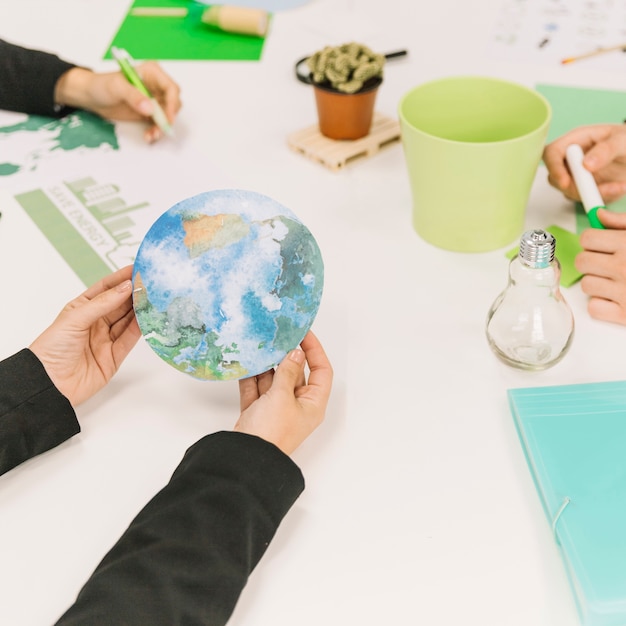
[506, 225, 583, 287]
[536, 83, 626, 144]
[536, 83, 626, 232]
[104, 0, 267, 61]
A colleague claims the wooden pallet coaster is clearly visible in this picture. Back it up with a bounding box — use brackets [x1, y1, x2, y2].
[287, 113, 401, 171]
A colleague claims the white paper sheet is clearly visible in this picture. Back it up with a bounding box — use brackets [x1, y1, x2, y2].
[488, 0, 626, 70]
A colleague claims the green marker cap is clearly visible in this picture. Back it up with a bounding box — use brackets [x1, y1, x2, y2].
[587, 206, 605, 229]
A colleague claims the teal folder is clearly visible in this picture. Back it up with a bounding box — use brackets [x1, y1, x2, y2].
[508, 381, 626, 625]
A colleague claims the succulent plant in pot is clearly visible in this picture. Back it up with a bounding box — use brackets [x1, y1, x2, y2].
[306, 42, 386, 140]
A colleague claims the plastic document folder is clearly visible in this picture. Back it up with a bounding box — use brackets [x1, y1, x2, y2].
[508, 381, 626, 626]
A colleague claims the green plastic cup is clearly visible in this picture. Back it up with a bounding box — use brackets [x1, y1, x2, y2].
[398, 76, 551, 252]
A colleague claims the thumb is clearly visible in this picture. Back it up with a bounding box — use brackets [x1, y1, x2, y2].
[594, 207, 626, 229]
[66, 279, 133, 331]
[271, 347, 306, 393]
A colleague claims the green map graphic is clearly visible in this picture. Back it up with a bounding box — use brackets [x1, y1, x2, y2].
[0, 110, 118, 176]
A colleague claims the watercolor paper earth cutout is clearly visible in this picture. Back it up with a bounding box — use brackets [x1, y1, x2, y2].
[132, 189, 324, 381]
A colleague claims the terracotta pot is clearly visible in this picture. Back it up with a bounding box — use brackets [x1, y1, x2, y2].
[313, 77, 382, 140]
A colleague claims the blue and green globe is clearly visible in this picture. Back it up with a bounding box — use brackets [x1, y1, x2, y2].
[132, 189, 324, 381]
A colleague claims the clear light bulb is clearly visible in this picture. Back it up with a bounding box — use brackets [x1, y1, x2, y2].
[485, 229, 574, 371]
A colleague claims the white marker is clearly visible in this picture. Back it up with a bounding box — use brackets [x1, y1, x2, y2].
[565, 143, 605, 228]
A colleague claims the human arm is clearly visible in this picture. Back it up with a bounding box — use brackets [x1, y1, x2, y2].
[543, 124, 626, 203]
[0, 38, 76, 117]
[55, 332, 333, 625]
[53, 63, 182, 144]
[575, 209, 626, 325]
[0, 38, 182, 143]
[54, 431, 304, 626]
[0, 349, 78, 476]
[0, 266, 140, 475]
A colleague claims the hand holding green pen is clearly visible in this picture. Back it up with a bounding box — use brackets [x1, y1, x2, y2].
[111, 46, 174, 137]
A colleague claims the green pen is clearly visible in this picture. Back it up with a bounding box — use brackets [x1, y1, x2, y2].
[111, 46, 173, 137]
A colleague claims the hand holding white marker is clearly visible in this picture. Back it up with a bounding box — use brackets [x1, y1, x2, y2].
[565, 143, 606, 229]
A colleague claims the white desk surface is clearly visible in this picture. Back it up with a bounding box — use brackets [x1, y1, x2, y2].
[1, 1, 624, 624]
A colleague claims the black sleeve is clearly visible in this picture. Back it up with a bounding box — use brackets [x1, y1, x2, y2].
[0, 349, 79, 476]
[0, 38, 77, 116]
[55, 431, 305, 626]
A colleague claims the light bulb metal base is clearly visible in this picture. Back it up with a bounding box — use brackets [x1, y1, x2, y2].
[518, 229, 555, 269]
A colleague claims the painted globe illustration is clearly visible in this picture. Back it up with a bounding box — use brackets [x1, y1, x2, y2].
[132, 189, 324, 381]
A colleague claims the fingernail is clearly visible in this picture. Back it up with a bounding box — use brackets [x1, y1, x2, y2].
[289, 348, 305, 364]
[117, 280, 132, 293]
[584, 155, 597, 168]
[138, 99, 154, 116]
[147, 128, 162, 144]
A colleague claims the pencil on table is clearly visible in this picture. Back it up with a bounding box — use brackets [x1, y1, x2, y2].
[561, 43, 626, 64]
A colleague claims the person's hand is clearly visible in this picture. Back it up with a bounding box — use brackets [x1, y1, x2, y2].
[575, 209, 626, 325]
[543, 124, 626, 203]
[54, 64, 182, 143]
[234, 331, 333, 456]
[29, 266, 141, 406]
